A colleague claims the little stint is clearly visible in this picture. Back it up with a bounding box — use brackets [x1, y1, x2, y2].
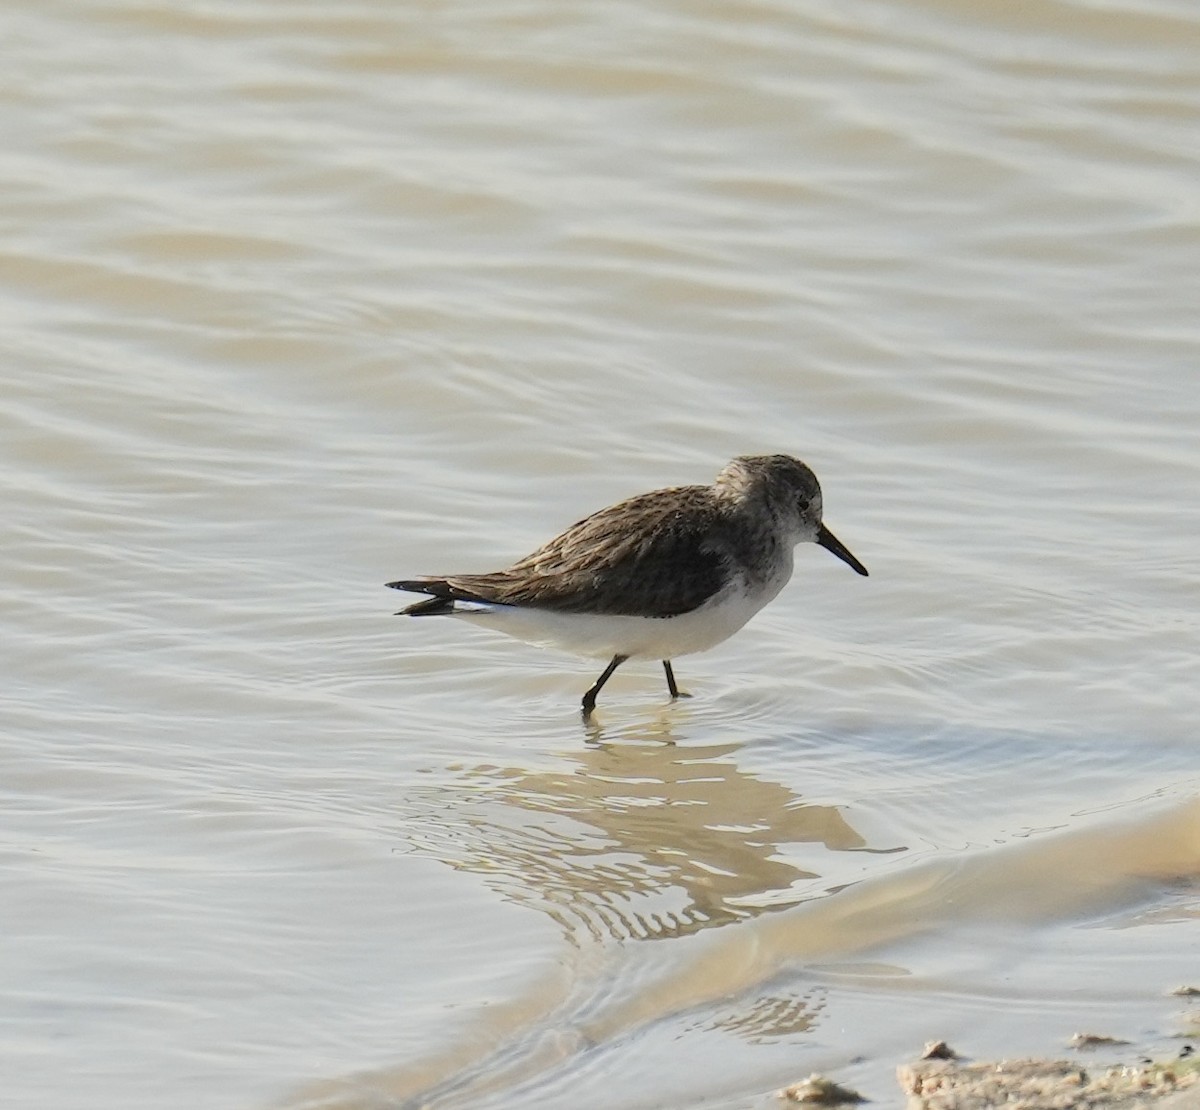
[388, 454, 868, 714]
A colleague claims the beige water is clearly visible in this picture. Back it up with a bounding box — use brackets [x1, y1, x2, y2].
[3, 1, 1199, 1107]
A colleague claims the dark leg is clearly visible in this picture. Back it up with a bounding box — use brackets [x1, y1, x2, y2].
[582, 654, 628, 715]
[662, 660, 691, 700]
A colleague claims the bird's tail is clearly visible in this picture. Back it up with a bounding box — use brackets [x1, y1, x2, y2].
[386, 578, 451, 615]
[386, 577, 496, 616]
[399, 594, 455, 615]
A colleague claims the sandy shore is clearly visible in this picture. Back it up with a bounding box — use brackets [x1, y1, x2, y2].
[895, 1052, 1198, 1109]
[783, 1037, 1198, 1108]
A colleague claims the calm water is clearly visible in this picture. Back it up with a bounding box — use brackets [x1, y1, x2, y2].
[3, 1, 1198, 1107]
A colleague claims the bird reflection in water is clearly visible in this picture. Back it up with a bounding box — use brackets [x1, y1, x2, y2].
[412, 718, 884, 945]
[287, 729, 905, 1110]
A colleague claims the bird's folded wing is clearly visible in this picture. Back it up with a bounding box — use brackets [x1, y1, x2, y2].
[437, 489, 729, 618]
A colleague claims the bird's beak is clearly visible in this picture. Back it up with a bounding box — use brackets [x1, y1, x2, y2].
[817, 523, 869, 576]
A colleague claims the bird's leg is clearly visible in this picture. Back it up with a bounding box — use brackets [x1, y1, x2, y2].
[582, 654, 628, 715]
[662, 660, 691, 700]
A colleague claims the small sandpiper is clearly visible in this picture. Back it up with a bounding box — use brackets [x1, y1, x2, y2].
[388, 454, 868, 714]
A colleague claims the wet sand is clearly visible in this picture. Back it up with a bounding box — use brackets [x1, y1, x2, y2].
[785, 1011, 1199, 1108]
[784, 1054, 1197, 1108]
[897, 1052, 1198, 1109]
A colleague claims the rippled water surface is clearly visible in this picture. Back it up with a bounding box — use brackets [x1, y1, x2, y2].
[3, 1, 1199, 1107]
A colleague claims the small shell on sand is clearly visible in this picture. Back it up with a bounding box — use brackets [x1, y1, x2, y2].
[1071, 1032, 1132, 1049]
[780, 1073, 865, 1104]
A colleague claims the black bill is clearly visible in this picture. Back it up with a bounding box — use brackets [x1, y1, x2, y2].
[817, 523, 869, 576]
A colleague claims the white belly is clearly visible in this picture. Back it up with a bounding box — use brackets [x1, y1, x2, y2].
[447, 577, 786, 661]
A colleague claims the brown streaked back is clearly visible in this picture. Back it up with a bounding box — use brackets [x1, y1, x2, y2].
[396, 485, 731, 618]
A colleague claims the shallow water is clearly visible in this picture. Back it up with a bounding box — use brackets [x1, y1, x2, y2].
[2, 1, 1198, 1107]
